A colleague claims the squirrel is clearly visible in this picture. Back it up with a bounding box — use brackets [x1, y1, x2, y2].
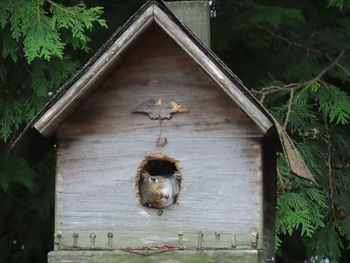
[139, 170, 181, 209]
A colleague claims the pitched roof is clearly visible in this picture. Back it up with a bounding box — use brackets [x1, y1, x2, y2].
[11, 0, 314, 181]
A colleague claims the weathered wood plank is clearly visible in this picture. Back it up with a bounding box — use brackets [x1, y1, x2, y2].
[58, 26, 262, 138]
[48, 250, 259, 263]
[55, 137, 262, 248]
[153, 5, 273, 132]
[34, 5, 154, 137]
[34, 3, 273, 138]
[166, 1, 211, 47]
[55, 26, 264, 249]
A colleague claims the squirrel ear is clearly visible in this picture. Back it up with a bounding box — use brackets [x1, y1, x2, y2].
[141, 171, 151, 179]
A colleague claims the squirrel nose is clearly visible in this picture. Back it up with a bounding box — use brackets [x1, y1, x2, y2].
[161, 193, 169, 200]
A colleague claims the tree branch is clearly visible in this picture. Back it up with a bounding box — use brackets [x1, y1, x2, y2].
[335, 62, 350, 79]
[252, 44, 350, 136]
[277, 166, 286, 195]
[255, 23, 328, 56]
[284, 88, 295, 129]
[313, 45, 350, 81]
[36, 5, 41, 22]
[256, 24, 350, 80]
[252, 83, 302, 95]
[324, 117, 337, 231]
[252, 44, 350, 96]
[45, 0, 76, 16]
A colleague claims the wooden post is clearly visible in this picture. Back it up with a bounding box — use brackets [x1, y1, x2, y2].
[166, 1, 211, 47]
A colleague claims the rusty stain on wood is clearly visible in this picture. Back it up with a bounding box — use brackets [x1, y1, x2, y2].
[132, 99, 188, 146]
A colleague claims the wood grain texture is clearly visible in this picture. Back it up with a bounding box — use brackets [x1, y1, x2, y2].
[153, 5, 273, 132]
[48, 250, 259, 263]
[166, 1, 211, 47]
[34, 2, 273, 138]
[55, 25, 264, 249]
[34, 5, 154, 137]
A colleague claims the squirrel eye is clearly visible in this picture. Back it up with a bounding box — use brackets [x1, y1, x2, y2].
[150, 178, 157, 183]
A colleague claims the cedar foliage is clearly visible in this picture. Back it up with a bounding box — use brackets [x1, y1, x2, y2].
[211, 0, 350, 261]
[0, 0, 106, 262]
[0, 0, 350, 262]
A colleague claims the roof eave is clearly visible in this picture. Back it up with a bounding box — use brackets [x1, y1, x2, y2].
[32, 1, 273, 141]
[10, 0, 314, 183]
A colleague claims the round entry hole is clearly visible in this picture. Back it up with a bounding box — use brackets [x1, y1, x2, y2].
[136, 154, 182, 209]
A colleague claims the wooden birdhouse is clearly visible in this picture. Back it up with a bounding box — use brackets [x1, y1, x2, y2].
[12, 1, 314, 262]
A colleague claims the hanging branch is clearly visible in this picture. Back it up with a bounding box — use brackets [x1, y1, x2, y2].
[323, 117, 344, 233]
[36, 5, 41, 22]
[283, 88, 295, 129]
[327, 141, 335, 210]
[255, 24, 328, 56]
[259, 93, 266, 104]
[45, 0, 77, 16]
[325, 117, 335, 211]
[254, 24, 350, 96]
[335, 62, 350, 78]
[251, 44, 350, 97]
[314, 45, 350, 80]
[252, 83, 301, 95]
[277, 166, 286, 195]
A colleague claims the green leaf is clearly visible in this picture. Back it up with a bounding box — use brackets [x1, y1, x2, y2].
[24, 16, 65, 62]
[313, 84, 350, 124]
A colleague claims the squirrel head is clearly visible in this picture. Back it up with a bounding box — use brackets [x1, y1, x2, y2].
[139, 170, 179, 209]
[140, 171, 164, 200]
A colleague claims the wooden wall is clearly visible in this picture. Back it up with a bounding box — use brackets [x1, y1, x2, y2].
[56, 24, 264, 249]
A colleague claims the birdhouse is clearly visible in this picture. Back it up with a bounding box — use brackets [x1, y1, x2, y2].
[12, 1, 313, 262]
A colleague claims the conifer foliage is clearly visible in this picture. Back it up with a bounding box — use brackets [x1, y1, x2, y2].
[1, 0, 350, 262]
[212, 0, 350, 261]
[0, 0, 106, 140]
[0, 0, 106, 262]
